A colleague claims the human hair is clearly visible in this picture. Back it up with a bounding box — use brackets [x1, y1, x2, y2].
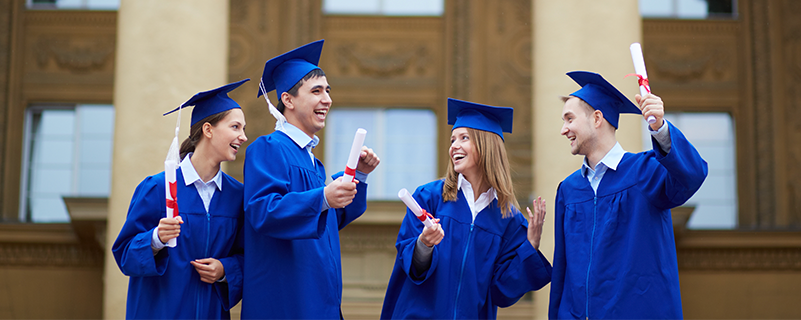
[179, 110, 233, 160]
[560, 95, 595, 117]
[276, 68, 327, 113]
[442, 127, 520, 218]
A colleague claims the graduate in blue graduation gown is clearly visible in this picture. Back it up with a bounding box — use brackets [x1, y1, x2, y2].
[550, 72, 708, 319]
[381, 99, 552, 319]
[242, 40, 381, 319]
[112, 79, 250, 319]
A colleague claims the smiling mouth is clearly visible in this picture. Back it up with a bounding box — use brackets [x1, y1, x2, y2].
[452, 154, 465, 162]
[314, 109, 327, 118]
[230, 144, 240, 151]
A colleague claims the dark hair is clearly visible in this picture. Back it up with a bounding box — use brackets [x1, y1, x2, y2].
[179, 110, 233, 160]
[275, 68, 327, 113]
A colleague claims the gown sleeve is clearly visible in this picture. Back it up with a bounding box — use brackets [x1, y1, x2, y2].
[112, 174, 170, 277]
[549, 182, 566, 319]
[394, 185, 440, 284]
[490, 210, 553, 308]
[244, 138, 328, 240]
[641, 121, 709, 210]
[214, 212, 245, 310]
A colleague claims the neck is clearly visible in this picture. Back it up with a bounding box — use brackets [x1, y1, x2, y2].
[190, 144, 221, 183]
[284, 114, 316, 138]
[585, 136, 617, 171]
[464, 172, 489, 201]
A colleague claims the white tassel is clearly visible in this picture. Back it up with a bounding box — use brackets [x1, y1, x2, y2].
[259, 79, 286, 132]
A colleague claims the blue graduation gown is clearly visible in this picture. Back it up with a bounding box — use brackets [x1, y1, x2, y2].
[549, 122, 708, 319]
[381, 180, 552, 319]
[242, 131, 368, 319]
[112, 170, 245, 320]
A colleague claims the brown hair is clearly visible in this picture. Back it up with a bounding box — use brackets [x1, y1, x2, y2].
[442, 127, 520, 218]
[179, 110, 233, 160]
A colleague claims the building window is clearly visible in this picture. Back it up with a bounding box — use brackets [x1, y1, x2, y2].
[640, 0, 736, 19]
[642, 112, 737, 229]
[323, 0, 444, 16]
[27, 0, 119, 10]
[20, 105, 115, 222]
[325, 108, 438, 200]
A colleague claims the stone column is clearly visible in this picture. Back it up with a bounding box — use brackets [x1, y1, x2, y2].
[531, 0, 642, 318]
[104, 1, 229, 318]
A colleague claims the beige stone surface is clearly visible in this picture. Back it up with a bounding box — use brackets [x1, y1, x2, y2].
[104, 1, 229, 318]
[532, 0, 642, 318]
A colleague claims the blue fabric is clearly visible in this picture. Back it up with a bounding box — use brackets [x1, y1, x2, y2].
[567, 71, 640, 129]
[164, 79, 250, 126]
[258, 40, 324, 98]
[447, 98, 513, 140]
[549, 122, 708, 319]
[112, 170, 245, 320]
[381, 180, 552, 319]
[242, 130, 368, 319]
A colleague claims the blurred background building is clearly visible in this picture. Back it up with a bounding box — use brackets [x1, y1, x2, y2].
[0, 0, 799, 318]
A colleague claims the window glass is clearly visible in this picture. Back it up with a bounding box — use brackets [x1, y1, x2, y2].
[323, 0, 444, 16]
[28, 0, 119, 10]
[642, 112, 737, 229]
[325, 108, 438, 200]
[21, 105, 115, 222]
[640, 0, 736, 19]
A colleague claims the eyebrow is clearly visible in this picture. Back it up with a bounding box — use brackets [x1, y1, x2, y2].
[310, 84, 331, 91]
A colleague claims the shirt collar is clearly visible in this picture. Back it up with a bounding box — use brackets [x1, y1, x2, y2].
[180, 153, 223, 191]
[581, 142, 625, 177]
[280, 122, 319, 149]
[457, 173, 498, 200]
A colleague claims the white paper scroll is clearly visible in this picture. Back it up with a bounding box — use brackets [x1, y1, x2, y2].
[342, 128, 367, 182]
[398, 188, 436, 229]
[630, 42, 657, 124]
[164, 125, 181, 247]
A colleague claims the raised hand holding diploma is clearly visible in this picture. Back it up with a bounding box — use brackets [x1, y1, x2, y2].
[398, 188, 437, 229]
[164, 115, 182, 247]
[399, 188, 443, 247]
[629, 42, 657, 124]
[343, 128, 367, 182]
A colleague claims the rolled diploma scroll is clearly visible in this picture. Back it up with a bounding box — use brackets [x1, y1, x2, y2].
[342, 128, 367, 182]
[630, 42, 657, 124]
[398, 188, 436, 229]
[164, 159, 178, 247]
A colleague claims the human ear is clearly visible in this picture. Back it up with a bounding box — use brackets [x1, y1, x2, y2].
[593, 110, 604, 128]
[202, 122, 213, 139]
[281, 92, 294, 111]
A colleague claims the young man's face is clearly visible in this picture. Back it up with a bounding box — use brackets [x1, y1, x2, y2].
[284, 76, 332, 137]
[560, 97, 597, 156]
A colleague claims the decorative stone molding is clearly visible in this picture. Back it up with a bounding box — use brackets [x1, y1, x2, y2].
[34, 36, 114, 73]
[679, 247, 801, 270]
[0, 243, 103, 267]
[335, 43, 429, 78]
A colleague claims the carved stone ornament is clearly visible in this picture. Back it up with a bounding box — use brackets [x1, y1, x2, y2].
[35, 37, 114, 73]
[0, 243, 103, 267]
[647, 45, 734, 82]
[336, 43, 429, 78]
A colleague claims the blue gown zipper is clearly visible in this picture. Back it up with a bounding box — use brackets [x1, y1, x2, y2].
[453, 223, 474, 319]
[586, 197, 597, 319]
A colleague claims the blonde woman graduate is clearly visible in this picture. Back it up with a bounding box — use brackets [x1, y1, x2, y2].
[113, 79, 249, 319]
[381, 98, 552, 319]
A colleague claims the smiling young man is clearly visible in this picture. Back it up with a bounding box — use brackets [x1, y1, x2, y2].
[241, 40, 380, 319]
[549, 71, 708, 319]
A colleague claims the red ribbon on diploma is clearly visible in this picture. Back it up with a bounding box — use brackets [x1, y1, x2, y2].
[344, 166, 356, 179]
[166, 181, 179, 218]
[625, 73, 651, 93]
[417, 209, 435, 223]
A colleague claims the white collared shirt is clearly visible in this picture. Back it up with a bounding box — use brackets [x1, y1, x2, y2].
[180, 152, 223, 212]
[581, 120, 672, 194]
[279, 122, 320, 167]
[457, 173, 498, 223]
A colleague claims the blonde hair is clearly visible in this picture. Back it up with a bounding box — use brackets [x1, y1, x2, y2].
[442, 127, 519, 218]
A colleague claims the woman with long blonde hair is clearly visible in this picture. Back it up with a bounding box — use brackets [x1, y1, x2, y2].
[381, 98, 552, 319]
